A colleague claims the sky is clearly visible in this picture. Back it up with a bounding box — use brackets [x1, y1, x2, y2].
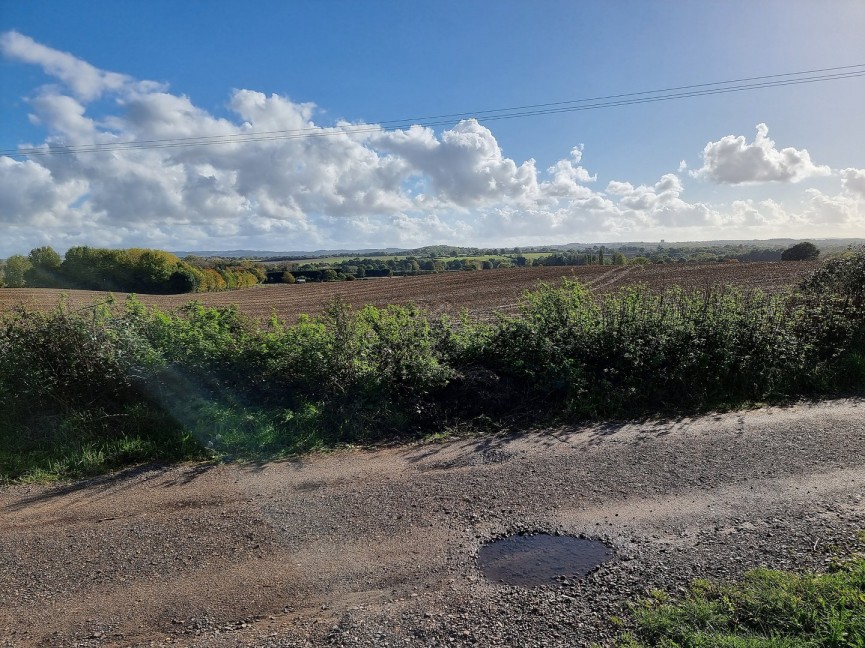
[1, 0, 864, 257]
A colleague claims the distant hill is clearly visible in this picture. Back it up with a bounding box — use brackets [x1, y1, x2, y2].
[173, 248, 408, 259]
[564, 238, 865, 248]
[173, 238, 865, 260]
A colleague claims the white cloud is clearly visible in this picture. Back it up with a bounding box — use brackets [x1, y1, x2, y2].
[0, 157, 86, 226]
[1, 32, 862, 256]
[605, 174, 685, 211]
[801, 188, 861, 224]
[840, 168, 865, 199]
[541, 146, 597, 199]
[374, 119, 542, 206]
[692, 123, 830, 184]
[728, 199, 796, 228]
[604, 173, 720, 229]
[0, 31, 143, 101]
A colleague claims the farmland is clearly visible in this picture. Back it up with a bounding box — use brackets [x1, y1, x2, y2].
[0, 261, 818, 321]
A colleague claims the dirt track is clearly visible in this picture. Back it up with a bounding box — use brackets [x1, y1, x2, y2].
[2, 398, 864, 647]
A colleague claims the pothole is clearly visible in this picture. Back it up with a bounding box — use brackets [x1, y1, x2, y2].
[478, 533, 613, 586]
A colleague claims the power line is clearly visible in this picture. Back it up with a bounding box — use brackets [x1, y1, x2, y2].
[385, 63, 865, 123]
[4, 64, 864, 158]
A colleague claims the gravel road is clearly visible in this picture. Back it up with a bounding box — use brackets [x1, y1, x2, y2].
[2, 398, 864, 647]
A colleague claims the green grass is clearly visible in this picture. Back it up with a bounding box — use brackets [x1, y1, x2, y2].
[0, 428, 204, 484]
[617, 556, 865, 647]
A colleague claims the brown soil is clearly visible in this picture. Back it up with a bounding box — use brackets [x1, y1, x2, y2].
[2, 398, 863, 646]
[0, 261, 816, 322]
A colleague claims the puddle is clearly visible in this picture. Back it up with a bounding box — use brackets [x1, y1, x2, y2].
[478, 534, 612, 586]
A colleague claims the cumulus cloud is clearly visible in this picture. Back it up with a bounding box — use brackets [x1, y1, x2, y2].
[0, 157, 85, 224]
[602, 173, 720, 229]
[1, 32, 586, 251]
[373, 119, 542, 206]
[841, 168, 865, 199]
[1, 32, 862, 255]
[0, 31, 157, 101]
[801, 188, 861, 224]
[540, 146, 597, 199]
[692, 123, 830, 184]
[605, 174, 681, 211]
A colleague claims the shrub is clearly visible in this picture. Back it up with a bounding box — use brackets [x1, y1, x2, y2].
[800, 246, 865, 306]
[0, 300, 199, 480]
[781, 241, 819, 261]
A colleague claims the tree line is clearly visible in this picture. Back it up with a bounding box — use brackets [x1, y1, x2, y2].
[0, 246, 266, 293]
[1, 241, 821, 291]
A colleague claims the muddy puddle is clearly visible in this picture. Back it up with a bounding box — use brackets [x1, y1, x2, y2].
[478, 534, 612, 586]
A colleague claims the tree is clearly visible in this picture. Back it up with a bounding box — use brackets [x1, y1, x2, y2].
[131, 249, 178, 292]
[282, 271, 296, 284]
[28, 246, 61, 269]
[167, 266, 200, 293]
[26, 246, 63, 287]
[3, 255, 32, 287]
[781, 241, 819, 261]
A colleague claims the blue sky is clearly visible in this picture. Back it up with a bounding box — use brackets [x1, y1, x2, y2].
[1, 0, 864, 256]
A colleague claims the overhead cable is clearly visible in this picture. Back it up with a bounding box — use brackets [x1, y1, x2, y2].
[4, 64, 864, 158]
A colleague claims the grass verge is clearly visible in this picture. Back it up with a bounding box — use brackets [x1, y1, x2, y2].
[616, 553, 865, 647]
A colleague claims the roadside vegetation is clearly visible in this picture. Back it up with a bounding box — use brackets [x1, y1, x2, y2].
[1, 247, 863, 482]
[616, 551, 865, 647]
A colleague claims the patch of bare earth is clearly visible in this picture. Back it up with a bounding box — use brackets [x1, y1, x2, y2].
[0, 261, 816, 322]
[2, 398, 863, 646]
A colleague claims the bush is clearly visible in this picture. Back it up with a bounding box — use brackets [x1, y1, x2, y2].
[0, 300, 200, 481]
[781, 241, 819, 261]
[800, 246, 865, 306]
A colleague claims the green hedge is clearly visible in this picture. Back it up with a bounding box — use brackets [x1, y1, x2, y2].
[1, 249, 864, 481]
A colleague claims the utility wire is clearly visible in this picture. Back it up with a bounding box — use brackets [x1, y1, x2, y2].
[384, 62, 865, 123]
[4, 64, 864, 158]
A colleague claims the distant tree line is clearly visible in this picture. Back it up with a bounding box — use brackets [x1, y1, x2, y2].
[260, 243, 819, 284]
[0, 241, 822, 290]
[532, 247, 627, 267]
[0, 246, 266, 293]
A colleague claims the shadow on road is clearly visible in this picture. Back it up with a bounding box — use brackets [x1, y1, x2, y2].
[2, 461, 216, 512]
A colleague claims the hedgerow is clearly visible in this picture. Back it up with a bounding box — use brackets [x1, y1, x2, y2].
[1, 249, 863, 481]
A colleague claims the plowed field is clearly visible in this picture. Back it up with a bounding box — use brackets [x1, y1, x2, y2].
[0, 261, 817, 322]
